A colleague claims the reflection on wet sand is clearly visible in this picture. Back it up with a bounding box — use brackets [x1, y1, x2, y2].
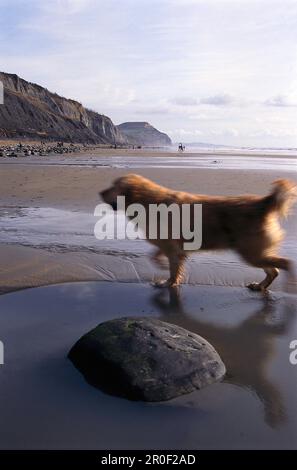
[153, 288, 296, 428]
[0, 281, 296, 448]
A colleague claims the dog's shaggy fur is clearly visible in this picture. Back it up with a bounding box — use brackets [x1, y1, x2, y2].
[100, 174, 297, 292]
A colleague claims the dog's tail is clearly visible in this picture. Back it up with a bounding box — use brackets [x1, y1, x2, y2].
[264, 179, 297, 217]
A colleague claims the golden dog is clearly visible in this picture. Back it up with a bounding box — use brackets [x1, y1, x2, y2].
[100, 174, 296, 292]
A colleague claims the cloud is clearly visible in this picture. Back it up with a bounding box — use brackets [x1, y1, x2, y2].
[249, 127, 297, 138]
[188, 113, 212, 121]
[210, 128, 239, 137]
[265, 94, 297, 107]
[200, 93, 234, 106]
[135, 106, 169, 115]
[40, 0, 91, 15]
[170, 97, 198, 106]
[167, 128, 203, 137]
[170, 93, 243, 107]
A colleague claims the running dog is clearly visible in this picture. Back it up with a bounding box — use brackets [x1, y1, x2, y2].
[100, 174, 296, 292]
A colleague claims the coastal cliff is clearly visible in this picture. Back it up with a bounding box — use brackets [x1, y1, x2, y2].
[0, 72, 127, 144]
[117, 121, 172, 147]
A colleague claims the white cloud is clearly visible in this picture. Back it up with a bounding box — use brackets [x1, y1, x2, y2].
[250, 128, 297, 138]
[170, 94, 250, 107]
[200, 94, 234, 106]
[40, 0, 91, 15]
[170, 97, 198, 106]
[167, 128, 204, 137]
[136, 107, 169, 115]
[188, 113, 211, 121]
[265, 94, 297, 107]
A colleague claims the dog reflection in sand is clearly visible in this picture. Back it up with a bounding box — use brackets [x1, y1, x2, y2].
[100, 174, 297, 292]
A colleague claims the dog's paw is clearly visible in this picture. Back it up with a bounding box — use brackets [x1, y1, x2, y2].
[152, 279, 179, 289]
[247, 282, 268, 294]
[247, 282, 261, 291]
[153, 279, 171, 288]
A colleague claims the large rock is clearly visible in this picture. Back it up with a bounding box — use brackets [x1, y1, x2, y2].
[68, 317, 225, 401]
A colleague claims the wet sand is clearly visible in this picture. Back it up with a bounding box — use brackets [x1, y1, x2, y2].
[0, 202, 296, 294]
[0, 281, 296, 449]
[0, 152, 296, 293]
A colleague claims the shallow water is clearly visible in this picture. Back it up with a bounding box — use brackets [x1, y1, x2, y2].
[0, 281, 296, 449]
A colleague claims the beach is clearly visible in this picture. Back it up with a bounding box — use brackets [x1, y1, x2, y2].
[0, 148, 297, 449]
[1, 148, 297, 293]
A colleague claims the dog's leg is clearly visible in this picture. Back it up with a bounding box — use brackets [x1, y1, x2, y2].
[248, 267, 279, 292]
[154, 252, 186, 288]
[247, 256, 294, 292]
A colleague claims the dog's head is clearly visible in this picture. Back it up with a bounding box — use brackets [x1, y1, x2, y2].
[99, 173, 146, 210]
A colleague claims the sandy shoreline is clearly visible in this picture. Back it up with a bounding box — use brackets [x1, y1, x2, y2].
[2, 140, 297, 157]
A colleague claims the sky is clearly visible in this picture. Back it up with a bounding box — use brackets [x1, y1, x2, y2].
[0, 0, 297, 147]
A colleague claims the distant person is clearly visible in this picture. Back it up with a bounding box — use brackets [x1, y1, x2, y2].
[178, 143, 185, 152]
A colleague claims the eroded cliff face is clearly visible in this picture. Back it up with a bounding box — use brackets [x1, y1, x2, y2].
[0, 72, 127, 144]
[117, 121, 172, 147]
